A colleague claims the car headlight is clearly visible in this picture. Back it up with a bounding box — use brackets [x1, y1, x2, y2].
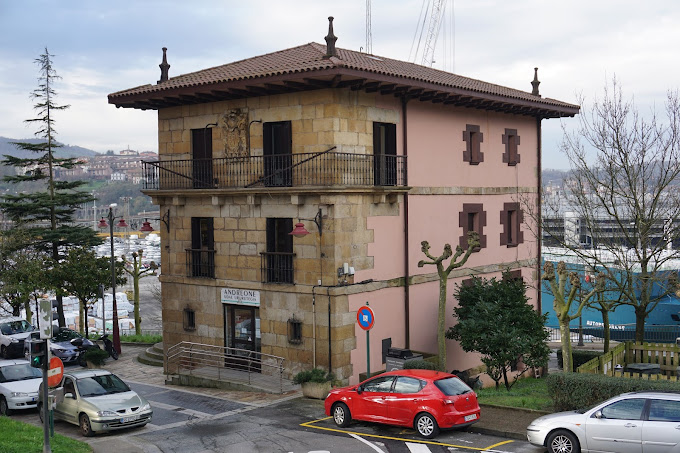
[96, 410, 119, 417]
[139, 403, 151, 411]
[10, 338, 19, 343]
[11, 392, 31, 397]
[51, 344, 66, 351]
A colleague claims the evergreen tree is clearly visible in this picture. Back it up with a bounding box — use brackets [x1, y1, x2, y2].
[0, 48, 102, 327]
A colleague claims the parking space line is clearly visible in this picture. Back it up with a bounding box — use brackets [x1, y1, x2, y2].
[349, 433, 385, 452]
[299, 417, 514, 451]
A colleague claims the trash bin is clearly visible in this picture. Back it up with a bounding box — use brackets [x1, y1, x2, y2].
[385, 348, 422, 371]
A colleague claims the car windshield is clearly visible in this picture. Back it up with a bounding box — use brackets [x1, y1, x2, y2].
[434, 377, 473, 396]
[0, 320, 33, 335]
[76, 374, 131, 397]
[53, 329, 82, 342]
[0, 363, 42, 383]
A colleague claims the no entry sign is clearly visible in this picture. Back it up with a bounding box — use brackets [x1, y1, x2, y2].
[357, 305, 375, 331]
[47, 356, 64, 388]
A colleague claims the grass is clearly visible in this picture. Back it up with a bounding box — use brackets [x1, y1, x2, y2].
[0, 417, 92, 453]
[476, 376, 554, 411]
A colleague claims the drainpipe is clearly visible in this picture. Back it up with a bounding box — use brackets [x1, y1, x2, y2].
[536, 116, 542, 314]
[312, 285, 317, 368]
[327, 286, 332, 373]
[401, 96, 411, 348]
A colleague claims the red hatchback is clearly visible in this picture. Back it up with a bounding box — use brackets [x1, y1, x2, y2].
[324, 369, 480, 438]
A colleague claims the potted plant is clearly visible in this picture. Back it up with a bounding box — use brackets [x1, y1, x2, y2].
[293, 368, 334, 399]
[81, 348, 109, 368]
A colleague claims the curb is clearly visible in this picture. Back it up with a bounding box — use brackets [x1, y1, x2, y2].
[467, 425, 527, 441]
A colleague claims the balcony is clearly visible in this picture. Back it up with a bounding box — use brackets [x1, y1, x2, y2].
[186, 249, 216, 279]
[260, 252, 295, 284]
[142, 150, 407, 191]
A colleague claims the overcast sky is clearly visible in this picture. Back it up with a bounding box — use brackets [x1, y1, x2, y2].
[1, 0, 679, 170]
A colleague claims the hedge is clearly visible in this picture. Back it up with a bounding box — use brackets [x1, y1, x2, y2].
[403, 359, 437, 370]
[546, 372, 680, 411]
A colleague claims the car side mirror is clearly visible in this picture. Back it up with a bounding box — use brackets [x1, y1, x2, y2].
[594, 410, 603, 419]
[355, 386, 362, 395]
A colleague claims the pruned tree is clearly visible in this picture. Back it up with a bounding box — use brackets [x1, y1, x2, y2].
[543, 261, 604, 372]
[446, 272, 550, 390]
[0, 245, 51, 322]
[418, 231, 480, 371]
[121, 249, 158, 335]
[0, 48, 102, 327]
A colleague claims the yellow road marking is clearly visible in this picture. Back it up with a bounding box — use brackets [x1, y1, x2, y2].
[300, 417, 514, 451]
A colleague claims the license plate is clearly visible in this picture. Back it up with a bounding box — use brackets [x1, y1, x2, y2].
[464, 413, 477, 422]
[121, 415, 139, 423]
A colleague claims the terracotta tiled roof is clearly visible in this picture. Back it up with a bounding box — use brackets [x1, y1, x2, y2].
[109, 42, 578, 117]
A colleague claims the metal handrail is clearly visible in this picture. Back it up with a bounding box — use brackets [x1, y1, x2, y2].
[166, 341, 285, 393]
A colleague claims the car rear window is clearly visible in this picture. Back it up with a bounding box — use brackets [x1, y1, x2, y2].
[434, 377, 473, 396]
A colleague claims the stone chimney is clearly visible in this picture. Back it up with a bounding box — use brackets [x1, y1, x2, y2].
[158, 47, 170, 84]
[324, 16, 337, 58]
[531, 67, 540, 97]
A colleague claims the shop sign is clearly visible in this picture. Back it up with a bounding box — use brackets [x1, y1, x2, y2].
[221, 288, 260, 306]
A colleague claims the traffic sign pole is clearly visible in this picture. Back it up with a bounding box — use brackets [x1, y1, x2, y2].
[357, 302, 375, 380]
[366, 329, 370, 379]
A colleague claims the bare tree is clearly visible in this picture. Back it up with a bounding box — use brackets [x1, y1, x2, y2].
[542, 78, 680, 342]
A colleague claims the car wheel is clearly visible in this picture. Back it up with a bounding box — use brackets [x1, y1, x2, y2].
[0, 396, 11, 416]
[0, 345, 7, 359]
[414, 412, 440, 439]
[37, 403, 44, 424]
[110, 349, 119, 360]
[80, 413, 95, 437]
[547, 429, 580, 453]
[332, 402, 351, 428]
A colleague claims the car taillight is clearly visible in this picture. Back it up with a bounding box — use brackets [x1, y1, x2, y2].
[444, 399, 455, 405]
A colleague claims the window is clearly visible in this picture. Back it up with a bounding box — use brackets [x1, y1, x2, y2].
[648, 399, 680, 422]
[373, 122, 397, 185]
[264, 218, 294, 284]
[459, 203, 487, 250]
[599, 398, 645, 420]
[362, 376, 395, 393]
[392, 376, 424, 394]
[183, 307, 196, 331]
[502, 129, 520, 165]
[503, 270, 523, 283]
[188, 217, 215, 278]
[287, 317, 302, 344]
[500, 202, 524, 247]
[463, 124, 484, 165]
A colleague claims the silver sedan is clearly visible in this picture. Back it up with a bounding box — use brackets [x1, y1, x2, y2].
[527, 390, 680, 453]
[39, 369, 152, 436]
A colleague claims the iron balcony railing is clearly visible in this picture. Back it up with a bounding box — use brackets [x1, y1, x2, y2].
[185, 249, 216, 279]
[142, 150, 407, 190]
[260, 251, 295, 284]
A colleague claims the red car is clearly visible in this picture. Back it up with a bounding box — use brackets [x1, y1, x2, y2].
[324, 369, 480, 438]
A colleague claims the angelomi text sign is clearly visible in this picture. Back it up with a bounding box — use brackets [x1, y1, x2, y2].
[221, 288, 260, 307]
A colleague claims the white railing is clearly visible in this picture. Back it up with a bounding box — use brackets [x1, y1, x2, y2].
[166, 341, 286, 393]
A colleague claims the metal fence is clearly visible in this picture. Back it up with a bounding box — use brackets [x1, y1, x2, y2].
[547, 325, 680, 344]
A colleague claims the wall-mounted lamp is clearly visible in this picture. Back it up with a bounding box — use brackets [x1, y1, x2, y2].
[289, 208, 323, 237]
[139, 210, 170, 233]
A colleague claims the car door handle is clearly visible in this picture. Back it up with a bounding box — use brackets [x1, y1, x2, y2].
[624, 423, 637, 428]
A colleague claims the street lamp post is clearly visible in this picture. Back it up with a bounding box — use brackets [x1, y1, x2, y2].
[98, 206, 128, 355]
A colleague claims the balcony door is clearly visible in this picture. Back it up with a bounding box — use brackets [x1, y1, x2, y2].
[373, 122, 397, 186]
[263, 121, 292, 187]
[192, 128, 213, 188]
[190, 217, 214, 278]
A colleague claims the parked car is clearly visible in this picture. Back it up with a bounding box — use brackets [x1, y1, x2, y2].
[0, 317, 36, 359]
[39, 369, 152, 436]
[23, 328, 82, 364]
[324, 369, 480, 438]
[0, 359, 42, 415]
[527, 390, 680, 453]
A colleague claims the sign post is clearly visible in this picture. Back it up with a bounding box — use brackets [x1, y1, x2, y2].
[356, 302, 375, 379]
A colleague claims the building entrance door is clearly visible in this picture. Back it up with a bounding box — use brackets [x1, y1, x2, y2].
[224, 304, 261, 371]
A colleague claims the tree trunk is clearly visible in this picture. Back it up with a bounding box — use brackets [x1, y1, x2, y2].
[438, 273, 448, 372]
[602, 310, 610, 353]
[79, 300, 85, 334]
[635, 306, 646, 342]
[134, 272, 141, 335]
[560, 321, 573, 372]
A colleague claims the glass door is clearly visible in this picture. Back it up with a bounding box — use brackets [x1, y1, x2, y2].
[224, 305, 261, 371]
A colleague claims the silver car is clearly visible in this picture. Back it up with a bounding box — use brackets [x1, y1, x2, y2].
[39, 369, 152, 436]
[527, 390, 680, 453]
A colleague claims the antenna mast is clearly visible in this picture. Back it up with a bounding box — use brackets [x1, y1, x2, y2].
[366, 0, 372, 54]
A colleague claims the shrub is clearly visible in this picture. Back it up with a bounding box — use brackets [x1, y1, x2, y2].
[556, 349, 602, 371]
[403, 359, 437, 370]
[81, 348, 109, 366]
[546, 372, 680, 411]
[293, 368, 334, 384]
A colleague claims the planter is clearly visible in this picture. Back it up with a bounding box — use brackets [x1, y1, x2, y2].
[301, 381, 332, 399]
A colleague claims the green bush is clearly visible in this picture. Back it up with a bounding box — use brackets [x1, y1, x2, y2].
[81, 348, 109, 366]
[546, 372, 680, 411]
[120, 333, 162, 344]
[556, 349, 603, 371]
[293, 368, 334, 384]
[403, 359, 437, 370]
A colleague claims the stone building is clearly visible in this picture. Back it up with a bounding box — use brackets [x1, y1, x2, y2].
[108, 18, 578, 384]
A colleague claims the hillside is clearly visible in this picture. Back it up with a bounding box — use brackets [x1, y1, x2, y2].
[0, 136, 99, 159]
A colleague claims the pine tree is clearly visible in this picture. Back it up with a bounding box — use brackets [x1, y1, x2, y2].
[0, 48, 102, 326]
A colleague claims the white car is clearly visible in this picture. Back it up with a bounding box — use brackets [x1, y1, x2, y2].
[0, 317, 36, 359]
[0, 359, 42, 415]
[527, 390, 680, 453]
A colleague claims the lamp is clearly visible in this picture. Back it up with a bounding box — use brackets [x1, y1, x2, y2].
[289, 208, 323, 237]
[98, 206, 125, 355]
[138, 210, 170, 233]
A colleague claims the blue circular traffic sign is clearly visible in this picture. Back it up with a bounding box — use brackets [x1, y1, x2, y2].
[357, 306, 375, 330]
